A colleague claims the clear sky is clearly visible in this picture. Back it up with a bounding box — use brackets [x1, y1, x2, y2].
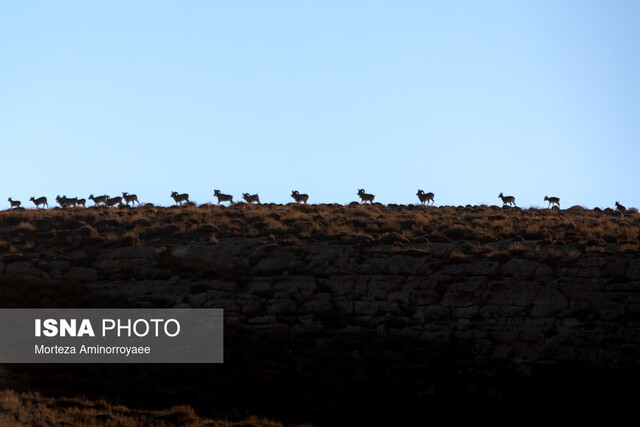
[1, 1, 638, 208]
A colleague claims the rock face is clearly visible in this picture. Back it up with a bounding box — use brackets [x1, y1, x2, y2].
[3, 236, 638, 369]
[1, 205, 639, 423]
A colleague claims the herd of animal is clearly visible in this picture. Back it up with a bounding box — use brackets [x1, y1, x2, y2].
[4, 190, 630, 213]
[7, 193, 140, 210]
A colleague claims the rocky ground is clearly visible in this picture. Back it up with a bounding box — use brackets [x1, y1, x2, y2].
[0, 203, 639, 425]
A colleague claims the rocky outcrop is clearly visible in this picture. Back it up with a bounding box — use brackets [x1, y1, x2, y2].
[4, 237, 639, 370]
[1, 205, 639, 423]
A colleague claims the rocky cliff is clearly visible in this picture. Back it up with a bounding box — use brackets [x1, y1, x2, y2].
[1, 204, 639, 424]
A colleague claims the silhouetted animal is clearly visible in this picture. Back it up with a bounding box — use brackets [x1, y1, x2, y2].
[56, 195, 72, 209]
[214, 190, 233, 205]
[616, 201, 626, 213]
[105, 196, 123, 207]
[89, 194, 109, 206]
[8, 198, 21, 209]
[171, 191, 189, 205]
[417, 190, 435, 206]
[76, 198, 86, 207]
[357, 189, 375, 204]
[544, 196, 560, 208]
[242, 193, 260, 204]
[30, 196, 48, 209]
[291, 190, 309, 204]
[64, 196, 79, 207]
[499, 192, 516, 207]
[122, 192, 139, 206]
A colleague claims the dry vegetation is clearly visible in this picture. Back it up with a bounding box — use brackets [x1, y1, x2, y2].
[1, 203, 638, 258]
[0, 389, 297, 427]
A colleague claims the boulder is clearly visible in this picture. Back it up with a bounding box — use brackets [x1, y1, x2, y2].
[531, 286, 568, 317]
[499, 259, 539, 279]
[64, 267, 98, 283]
[628, 259, 640, 281]
[96, 246, 159, 272]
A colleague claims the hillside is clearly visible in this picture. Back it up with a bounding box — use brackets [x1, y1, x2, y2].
[1, 203, 639, 425]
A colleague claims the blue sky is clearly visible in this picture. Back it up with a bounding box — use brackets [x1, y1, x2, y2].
[1, 1, 638, 208]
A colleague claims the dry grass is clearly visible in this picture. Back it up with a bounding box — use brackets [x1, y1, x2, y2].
[508, 242, 528, 255]
[485, 250, 511, 261]
[0, 389, 302, 427]
[0, 204, 638, 258]
[13, 221, 36, 233]
[447, 250, 468, 263]
[619, 242, 639, 254]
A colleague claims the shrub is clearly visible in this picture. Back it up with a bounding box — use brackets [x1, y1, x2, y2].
[485, 250, 511, 261]
[508, 242, 528, 255]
